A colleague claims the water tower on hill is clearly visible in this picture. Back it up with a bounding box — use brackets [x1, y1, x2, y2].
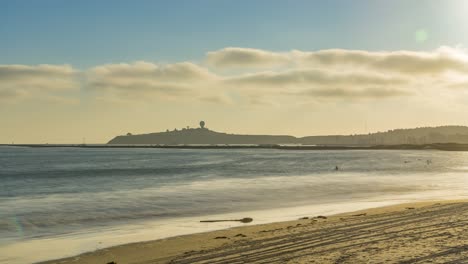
[200, 120, 206, 129]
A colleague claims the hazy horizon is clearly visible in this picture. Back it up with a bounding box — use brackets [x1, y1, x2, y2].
[5, 123, 468, 145]
[3, 0, 468, 144]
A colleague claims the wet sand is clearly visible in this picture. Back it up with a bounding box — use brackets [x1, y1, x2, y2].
[41, 200, 468, 264]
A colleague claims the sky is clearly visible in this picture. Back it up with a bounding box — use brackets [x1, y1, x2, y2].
[2, 0, 468, 143]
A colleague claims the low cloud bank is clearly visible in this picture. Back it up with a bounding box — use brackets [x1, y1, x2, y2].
[2, 46, 467, 103]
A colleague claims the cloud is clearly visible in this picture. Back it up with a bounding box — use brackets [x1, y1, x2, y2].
[5, 47, 468, 105]
[206, 46, 468, 76]
[227, 69, 409, 89]
[224, 69, 411, 101]
[198, 46, 468, 102]
[90, 61, 216, 81]
[206, 47, 290, 68]
[447, 81, 468, 89]
[0, 64, 78, 102]
[87, 61, 219, 101]
[295, 47, 468, 75]
[302, 87, 410, 99]
[198, 95, 232, 104]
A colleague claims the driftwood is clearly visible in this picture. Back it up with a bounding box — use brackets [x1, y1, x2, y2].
[200, 217, 253, 223]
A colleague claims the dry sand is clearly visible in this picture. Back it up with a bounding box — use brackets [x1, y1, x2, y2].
[42, 200, 468, 264]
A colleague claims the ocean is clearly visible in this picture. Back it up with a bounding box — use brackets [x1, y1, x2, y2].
[0, 146, 467, 263]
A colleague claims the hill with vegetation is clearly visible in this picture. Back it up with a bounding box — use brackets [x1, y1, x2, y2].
[108, 125, 468, 145]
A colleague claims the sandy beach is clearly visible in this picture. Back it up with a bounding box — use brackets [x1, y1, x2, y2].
[41, 200, 468, 264]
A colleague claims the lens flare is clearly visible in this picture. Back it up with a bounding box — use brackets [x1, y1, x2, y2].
[414, 29, 429, 43]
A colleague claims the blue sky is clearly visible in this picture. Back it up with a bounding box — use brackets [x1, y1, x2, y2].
[2, 0, 466, 68]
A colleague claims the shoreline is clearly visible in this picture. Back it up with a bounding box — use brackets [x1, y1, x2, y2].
[2, 198, 417, 264]
[3, 143, 468, 151]
[40, 199, 468, 264]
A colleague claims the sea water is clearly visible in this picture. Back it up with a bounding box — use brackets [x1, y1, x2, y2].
[0, 147, 467, 263]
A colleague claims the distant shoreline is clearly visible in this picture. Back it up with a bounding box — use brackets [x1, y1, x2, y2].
[107, 126, 468, 146]
[3, 143, 468, 151]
